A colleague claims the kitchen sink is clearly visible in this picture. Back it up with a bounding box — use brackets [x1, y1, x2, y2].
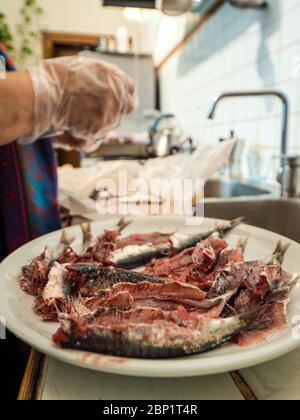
[205, 198, 300, 243]
[204, 179, 271, 199]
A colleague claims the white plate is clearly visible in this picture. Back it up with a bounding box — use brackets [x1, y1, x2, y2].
[1, 216, 300, 378]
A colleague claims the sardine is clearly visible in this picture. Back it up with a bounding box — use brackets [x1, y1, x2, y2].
[143, 236, 246, 288]
[175, 217, 245, 253]
[53, 304, 270, 358]
[20, 229, 74, 296]
[33, 262, 71, 322]
[234, 273, 299, 346]
[99, 280, 207, 302]
[65, 264, 165, 294]
[111, 218, 244, 270]
[208, 240, 290, 299]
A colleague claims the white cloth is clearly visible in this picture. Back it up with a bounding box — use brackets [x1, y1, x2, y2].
[58, 140, 235, 220]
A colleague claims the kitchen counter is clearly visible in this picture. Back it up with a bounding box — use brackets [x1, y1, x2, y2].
[19, 347, 300, 400]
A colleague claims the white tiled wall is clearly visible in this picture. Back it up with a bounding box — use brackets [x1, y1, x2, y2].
[157, 0, 300, 161]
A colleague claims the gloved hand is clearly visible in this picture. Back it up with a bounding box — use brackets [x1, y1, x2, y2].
[28, 55, 137, 152]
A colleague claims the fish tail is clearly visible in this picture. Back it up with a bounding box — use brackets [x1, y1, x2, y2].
[81, 223, 93, 249]
[229, 217, 246, 228]
[57, 296, 76, 316]
[60, 230, 68, 245]
[117, 217, 132, 232]
[59, 229, 75, 247]
[80, 222, 91, 236]
[271, 240, 290, 265]
[286, 273, 300, 288]
[236, 237, 249, 255]
[216, 217, 245, 237]
[239, 304, 273, 332]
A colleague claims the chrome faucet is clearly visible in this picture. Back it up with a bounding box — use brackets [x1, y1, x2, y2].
[207, 90, 289, 197]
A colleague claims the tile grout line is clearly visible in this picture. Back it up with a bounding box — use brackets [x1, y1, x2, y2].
[229, 371, 258, 401]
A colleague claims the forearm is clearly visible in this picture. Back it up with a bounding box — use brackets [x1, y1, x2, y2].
[0, 71, 33, 146]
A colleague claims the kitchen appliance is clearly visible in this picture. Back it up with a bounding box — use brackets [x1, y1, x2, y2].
[148, 113, 193, 157]
[149, 113, 176, 157]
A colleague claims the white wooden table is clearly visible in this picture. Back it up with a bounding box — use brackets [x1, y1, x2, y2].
[18, 348, 300, 400]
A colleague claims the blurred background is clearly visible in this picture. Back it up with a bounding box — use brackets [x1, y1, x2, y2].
[1, 0, 299, 192]
[0, 0, 300, 162]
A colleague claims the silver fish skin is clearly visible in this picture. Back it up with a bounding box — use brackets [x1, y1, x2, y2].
[111, 218, 244, 270]
[65, 264, 165, 295]
[54, 304, 265, 359]
[174, 217, 245, 253]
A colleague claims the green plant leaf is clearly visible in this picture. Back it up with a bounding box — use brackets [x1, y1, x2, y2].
[24, 14, 32, 24]
[25, 0, 35, 7]
[36, 6, 44, 15]
[15, 0, 44, 66]
[21, 45, 33, 55]
[0, 11, 14, 49]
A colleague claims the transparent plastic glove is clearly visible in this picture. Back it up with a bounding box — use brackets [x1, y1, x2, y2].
[28, 55, 137, 152]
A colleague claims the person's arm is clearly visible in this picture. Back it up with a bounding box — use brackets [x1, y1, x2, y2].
[0, 56, 136, 150]
[0, 72, 34, 146]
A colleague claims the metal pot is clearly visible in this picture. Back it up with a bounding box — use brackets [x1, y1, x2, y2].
[153, 128, 175, 157]
[148, 113, 194, 158]
[148, 113, 177, 157]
